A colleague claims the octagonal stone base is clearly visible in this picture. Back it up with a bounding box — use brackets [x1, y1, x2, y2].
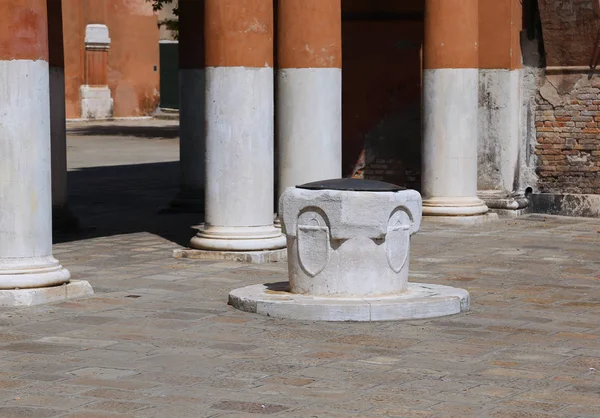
[229, 282, 469, 322]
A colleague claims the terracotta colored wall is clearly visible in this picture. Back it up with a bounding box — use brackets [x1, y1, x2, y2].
[105, 0, 160, 117]
[342, 0, 424, 189]
[62, 0, 159, 118]
[479, 0, 522, 69]
[62, 0, 84, 118]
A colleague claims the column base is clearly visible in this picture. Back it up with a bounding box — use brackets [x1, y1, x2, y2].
[190, 225, 287, 252]
[0, 260, 71, 290]
[274, 213, 281, 229]
[0, 280, 94, 307]
[52, 205, 81, 232]
[478, 191, 530, 217]
[422, 197, 489, 216]
[229, 282, 470, 322]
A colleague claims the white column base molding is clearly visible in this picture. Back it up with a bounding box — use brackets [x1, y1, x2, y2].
[191, 225, 286, 252]
[80, 85, 113, 119]
[422, 197, 489, 216]
[0, 257, 71, 289]
[478, 190, 530, 211]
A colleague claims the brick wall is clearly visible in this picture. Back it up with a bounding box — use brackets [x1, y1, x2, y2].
[536, 74, 600, 194]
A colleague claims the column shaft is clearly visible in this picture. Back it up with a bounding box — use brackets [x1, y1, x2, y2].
[191, 0, 285, 251]
[170, 0, 205, 212]
[422, 0, 488, 216]
[0, 0, 70, 288]
[276, 0, 342, 197]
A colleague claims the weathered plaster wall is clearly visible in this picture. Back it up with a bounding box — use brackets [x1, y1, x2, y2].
[106, 0, 160, 117]
[62, 0, 160, 118]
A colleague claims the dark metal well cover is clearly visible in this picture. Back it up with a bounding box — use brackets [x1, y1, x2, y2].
[297, 178, 405, 192]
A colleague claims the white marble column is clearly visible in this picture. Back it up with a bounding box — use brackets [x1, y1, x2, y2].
[422, 0, 489, 218]
[190, 0, 286, 252]
[276, 0, 342, 198]
[0, 0, 71, 290]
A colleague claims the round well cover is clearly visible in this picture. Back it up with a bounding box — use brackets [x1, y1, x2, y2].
[296, 178, 405, 192]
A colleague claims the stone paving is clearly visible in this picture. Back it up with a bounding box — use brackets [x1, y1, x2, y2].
[2, 121, 600, 417]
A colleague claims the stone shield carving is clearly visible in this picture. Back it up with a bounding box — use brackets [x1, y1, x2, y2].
[297, 210, 330, 277]
[386, 209, 411, 273]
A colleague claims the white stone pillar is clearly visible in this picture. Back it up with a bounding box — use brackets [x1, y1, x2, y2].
[0, 0, 71, 290]
[169, 0, 205, 212]
[276, 0, 342, 197]
[80, 24, 113, 119]
[422, 0, 489, 218]
[190, 0, 286, 252]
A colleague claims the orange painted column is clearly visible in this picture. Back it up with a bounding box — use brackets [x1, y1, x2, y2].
[276, 0, 342, 197]
[190, 0, 286, 252]
[421, 0, 489, 219]
[170, 0, 205, 212]
[0, 0, 72, 291]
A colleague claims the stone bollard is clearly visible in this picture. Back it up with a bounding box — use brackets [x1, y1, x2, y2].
[229, 179, 470, 321]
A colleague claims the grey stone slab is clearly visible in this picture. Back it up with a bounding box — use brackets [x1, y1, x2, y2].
[1, 121, 597, 416]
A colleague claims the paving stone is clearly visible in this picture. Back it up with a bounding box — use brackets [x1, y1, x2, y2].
[1, 121, 598, 416]
[0, 406, 62, 417]
[62, 378, 156, 391]
[83, 401, 147, 414]
[68, 368, 138, 380]
[60, 411, 130, 417]
[210, 400, 290, 415]
[3, 394, 92, 410]
[0, 343, 82, 355]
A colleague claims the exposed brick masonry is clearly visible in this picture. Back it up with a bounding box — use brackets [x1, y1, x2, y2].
[536, 74, 600, 194]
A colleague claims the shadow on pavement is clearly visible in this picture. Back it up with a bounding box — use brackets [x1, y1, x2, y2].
[53, 161, 202, 247]
[67, 124, 179, 139]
